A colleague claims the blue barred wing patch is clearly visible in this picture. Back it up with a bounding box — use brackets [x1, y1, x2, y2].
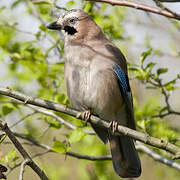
[113, 64, 135, 129]
[113, 64, 133, 108]
[113, 64, 130, 94]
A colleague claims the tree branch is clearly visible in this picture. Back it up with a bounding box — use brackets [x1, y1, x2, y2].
[10, 112, 37, 129]
[153, 0, 180, 18]
[86, 0, 180, 21]
[27, 104, 95, 135]
[142, 70, 180, 120]
[19, 160, 28, 180]
[12, 132, 180, 171]
[0, 119, 48, 180]
[11, 132, 112, 161]
[158, 0, 180, 2]
[136, 142, 180, 171]
[0, 86, 180, 156]
[0, 164, 7, 179]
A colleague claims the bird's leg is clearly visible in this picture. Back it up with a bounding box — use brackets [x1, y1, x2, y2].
[82, 110, 91, 125]
[108, 120, 118, 134]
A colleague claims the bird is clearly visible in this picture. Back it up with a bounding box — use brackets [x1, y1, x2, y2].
[47, 9, 141, 178]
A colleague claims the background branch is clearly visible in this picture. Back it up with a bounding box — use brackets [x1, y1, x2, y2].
[136, 142, 180, 171]
[86, 0, 180, 20]
[158, 0, 180, 2]
[10, 132, 180, 171]
[19, 160, 28, 180]
[153, 0, 180, 17]
[27, 104, 95, 135]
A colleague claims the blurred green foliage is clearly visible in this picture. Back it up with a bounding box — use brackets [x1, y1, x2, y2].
[0, 0, 180, 180]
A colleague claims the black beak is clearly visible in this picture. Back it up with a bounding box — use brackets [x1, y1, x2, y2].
[46, 21, 62, 30]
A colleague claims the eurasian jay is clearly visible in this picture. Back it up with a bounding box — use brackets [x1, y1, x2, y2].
[47, 9, 141, 178]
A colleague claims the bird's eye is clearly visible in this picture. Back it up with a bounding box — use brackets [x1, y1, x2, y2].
[69, 18, 77, 25]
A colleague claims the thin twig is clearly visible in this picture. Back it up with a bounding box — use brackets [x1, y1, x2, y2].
[12, 132, 111, 161]
[153, 0, 179, 16]
[12, 132, 180, 171]
[136, 142, 180, 170]
[0, 24, 35, 36]
[66, 151, 111, 161]
[19, 160, 29, 180]
[28, 105, 77, 130]
[27, 104, 95, 135]
[158, 0, 180, 2]
[10, 112, 37, 129]
[86, 0, 180, 20]
[143, 74, 180, 119]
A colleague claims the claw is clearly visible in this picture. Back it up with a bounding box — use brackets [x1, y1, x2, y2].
[82, 110, 91, 125]
[24, 97, 30, 104]
[109, 120, 118, 134]
[108, 121, 112, 128]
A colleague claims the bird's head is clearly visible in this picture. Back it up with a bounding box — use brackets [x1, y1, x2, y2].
[47, 9, 102, 43]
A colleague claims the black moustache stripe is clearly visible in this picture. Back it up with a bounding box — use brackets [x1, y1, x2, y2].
[64, 26, 77, 35]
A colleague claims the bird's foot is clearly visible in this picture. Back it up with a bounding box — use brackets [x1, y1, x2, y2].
[82, 110, 91, 126]
[108, 120, 118, 134]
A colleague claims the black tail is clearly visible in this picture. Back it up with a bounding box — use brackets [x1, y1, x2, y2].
[109, 135, 141, 178]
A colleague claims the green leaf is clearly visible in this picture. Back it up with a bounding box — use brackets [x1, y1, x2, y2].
[164, 79, 176, 91]
[137, 120, 145, 130]
[52, 140, 69, 153]
[39, 25, 47, 32]
[66, 1, 75, 9]
[154, 48, 162, 55]
[145, 62, 156, 71]
[11, 0, 22, 9]
[69, 129, 85, 144]
[0, 134, 6, 144]
[136, 69, 146, 80]
[45, 118, 61, 129]
[159, 106, 168, 114]
[146, 86, 157, 89]
[157, 68, 168, 76]
[0, 26, 15, 48]
[33, 0, 52, 5]
[0, 6, 6, 13]
[128, 67, 139, 72]
[2, 104, 14, 116]
[56, 94, 69, 105]
[140, 48, 152, 65]
[83, 2, 94, 13]
[144, 62, 156, 79]
[36, 31, 41, 40]
[7, 149, 19, 163]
